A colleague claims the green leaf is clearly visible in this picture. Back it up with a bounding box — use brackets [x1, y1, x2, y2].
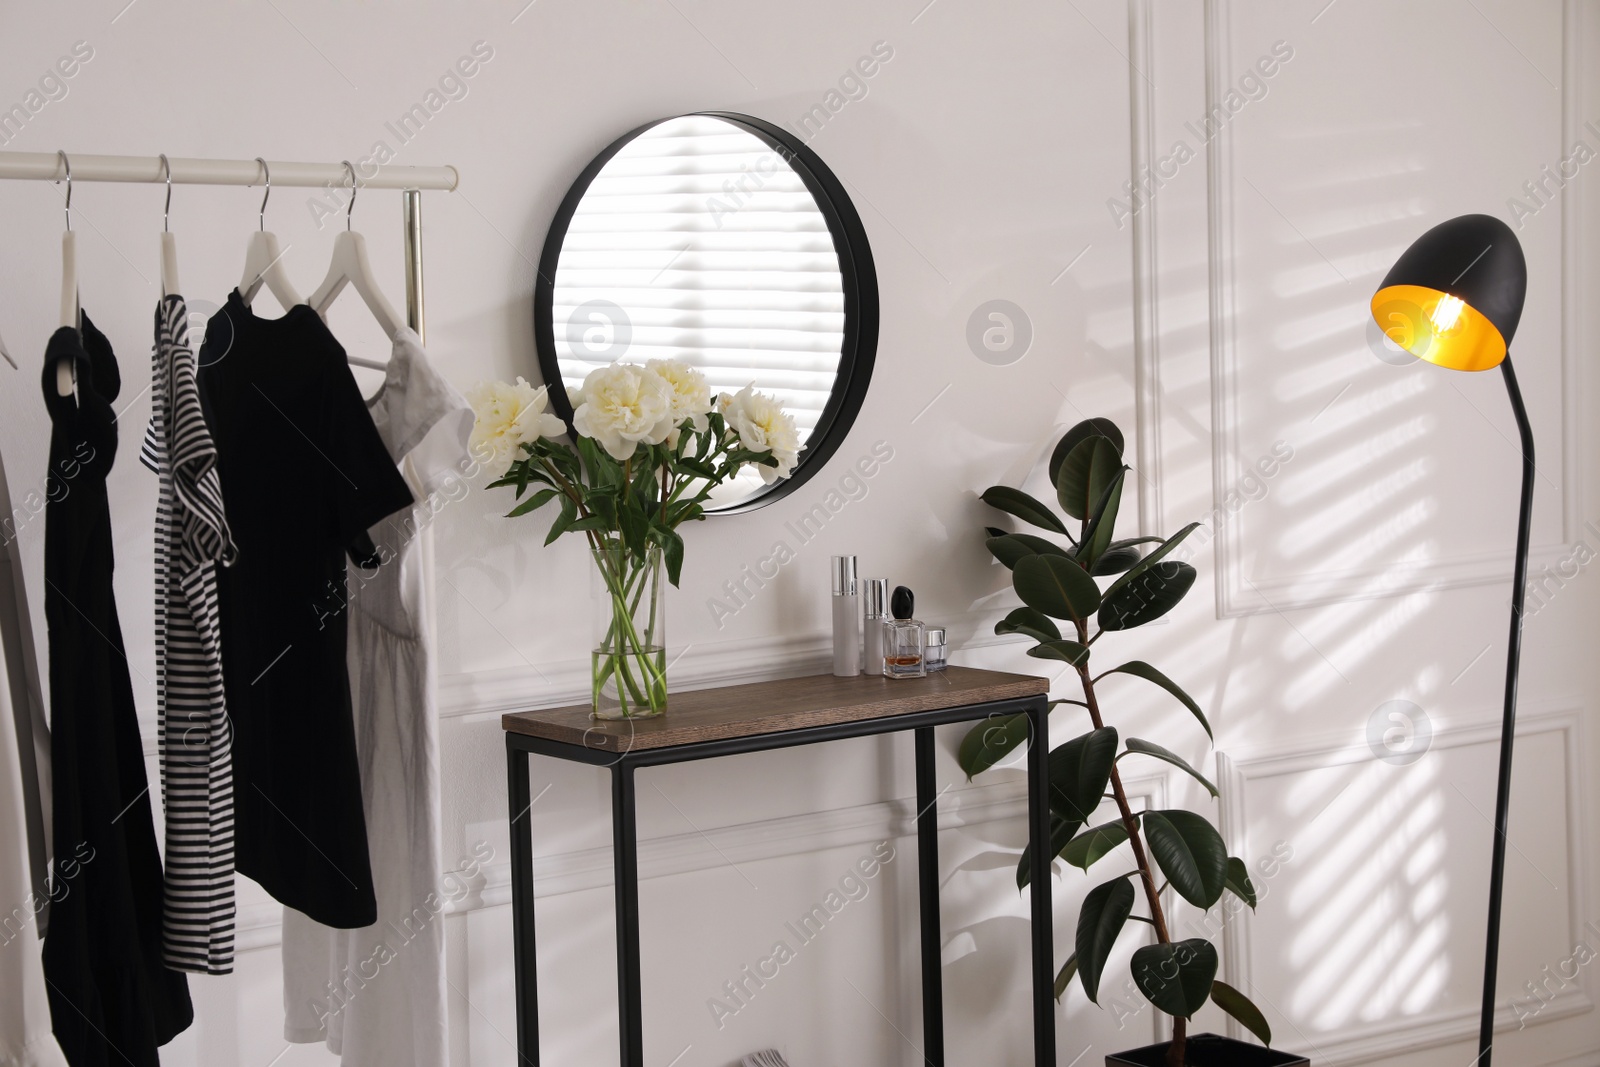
[1102, 522, 1201, 602]
[1048, 728, 1118, 824]
[1016, 813, 1084, 889]
[1225, 857, 1258, 910]
[1090, 545, 1144, 576]
[1055, 954, 1079, 1001]
[1142, 810, 1229, 909]
[544, 493, 578, 546]
[1132, 939, 1218, 1019]
[1049, 418, 1125, 487]
[675, 457, 717, 480]
[980, 486, 1069, 536]
[1014, 554, 1101, 625]
[994, 607, 1061, 645]
[566, 515, 612, 533]
[1062, 818, 1134, 871]
[1077, 876, 1135, 1003]
[1211, 979, 1272, 1045]
[986, 533, 1072, 570]
[957, 713, 1032, 778]
[1121, 738, 1218, 798]
[1096, 661, 1212, 741]
[1055, 436, 1122, 522]
[1098, 562, 1197, 631]
[1078, 466, 1127, 565]
[619, 502, 649, 557]
[654, 526, 685, 587]
[1026, 640, 1092, 668]
[506, 487, 559, 518]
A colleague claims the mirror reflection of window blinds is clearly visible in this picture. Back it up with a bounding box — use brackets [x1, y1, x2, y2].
[552, 115, 846, 451]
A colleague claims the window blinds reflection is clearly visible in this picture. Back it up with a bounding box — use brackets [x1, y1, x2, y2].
[551, 115, 846, 445]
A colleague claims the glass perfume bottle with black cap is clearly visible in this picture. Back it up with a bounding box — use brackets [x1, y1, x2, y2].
[883, 585, 926, 679]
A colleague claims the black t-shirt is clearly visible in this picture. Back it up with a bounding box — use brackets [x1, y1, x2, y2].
[199, 290, 413, 928]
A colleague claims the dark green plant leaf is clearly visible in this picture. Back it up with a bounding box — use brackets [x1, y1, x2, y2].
[1102, 522, 1201, 601]
[1121, 738, 1218, 798]
[1211, 980, 1272, 1045]
[1016, 813, 1083, 889]
[619, 501, 649, 557]
[1098, 562, 1197, 631]
[1048, 728, 1118, 824]
[1077, 876, 1135, 1003]
[1142, 810, 1229, 909]
[651, 526, 685, 586]
[1055, 436, 1122, 522]
[1090, 545, 1144, 576]
[957, 713, 1031, 778]
[506, 487, 559, 518]
[986, 533, 1071, 570]
[566, 515, 611, 533]
[1096, 662, 1212, 740]
[1055, 954, 1079, 1002]
[980, 486, 1069, 536]
[1225, 857, 1257, 910]
[544, 493, 578, 546]
[1132, 939, 1218, 1019]
[1014, 554, 1101, 625]
[1078, 467, 1127, 565]
[995, 607, 1061, 644]
[985, 526, 1009, 539]
[1062, 818, 1135, 871]
[1049, 418, 1125, 487]
[1026, 640, 1092, 667]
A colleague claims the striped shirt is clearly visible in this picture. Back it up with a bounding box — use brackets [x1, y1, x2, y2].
[141, 293, 239, 974]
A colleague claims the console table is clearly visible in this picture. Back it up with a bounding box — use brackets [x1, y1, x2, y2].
[501, 666, 1055, 1067]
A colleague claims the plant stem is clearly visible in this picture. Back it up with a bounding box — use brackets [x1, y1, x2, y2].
[1073, 618, 1185, 1065]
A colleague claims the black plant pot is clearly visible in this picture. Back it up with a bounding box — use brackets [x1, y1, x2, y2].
[1107, 1033, 1309, 1066]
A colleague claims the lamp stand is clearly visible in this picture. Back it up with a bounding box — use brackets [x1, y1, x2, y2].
[1478, 355, 1535, 1067]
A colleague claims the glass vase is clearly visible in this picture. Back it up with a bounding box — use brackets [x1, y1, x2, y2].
[590, 541, 668, 719]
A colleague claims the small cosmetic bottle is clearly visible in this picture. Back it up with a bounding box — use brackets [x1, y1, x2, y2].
[831, 556, 862, 677]
[862, 578, 889, 677]
[884, 586, 927, 679]
[924, 628, 947, 672]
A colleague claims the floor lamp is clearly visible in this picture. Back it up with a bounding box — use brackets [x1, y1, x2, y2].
[1369, 213, 1530, 1067]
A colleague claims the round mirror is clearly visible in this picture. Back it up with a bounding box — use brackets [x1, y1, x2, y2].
[535, 111, 878, 513]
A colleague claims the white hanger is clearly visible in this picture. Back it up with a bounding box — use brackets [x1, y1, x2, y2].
[159, 154, 180, 297]
[239, 157, 303, 310]
[309, 161, 397, 370]
[56, 150, 77, 399]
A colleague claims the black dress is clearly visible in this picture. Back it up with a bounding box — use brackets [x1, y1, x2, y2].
[198, 291, 413, 928]
[39, 315, 193, 1066]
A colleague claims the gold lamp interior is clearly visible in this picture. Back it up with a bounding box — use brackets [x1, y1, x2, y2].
[1370, 284, 1507, 372]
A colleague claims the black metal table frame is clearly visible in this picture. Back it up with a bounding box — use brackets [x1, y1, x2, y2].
[504, 693, 1055, 1067]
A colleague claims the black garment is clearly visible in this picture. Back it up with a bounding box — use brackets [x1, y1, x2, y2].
[40, 315, 193, 1066]
[198, 291, 413, 928]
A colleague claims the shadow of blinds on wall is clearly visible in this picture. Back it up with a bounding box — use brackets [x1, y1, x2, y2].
[552, 114, 846, 497]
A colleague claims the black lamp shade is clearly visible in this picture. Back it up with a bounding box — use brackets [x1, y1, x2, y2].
[1370, 213, 1528, 371]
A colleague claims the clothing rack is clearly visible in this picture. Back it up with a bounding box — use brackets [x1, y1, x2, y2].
[0, 151, 458, 345]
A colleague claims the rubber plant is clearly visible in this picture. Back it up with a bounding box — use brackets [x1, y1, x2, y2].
[960, 418, 1270, 1067]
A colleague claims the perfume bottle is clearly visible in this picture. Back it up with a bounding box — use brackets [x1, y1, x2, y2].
[831, 555, 862, 677]
[883, 586, 926, 679]
[862, 578, 889, 677]
[924, 627, 947, 672]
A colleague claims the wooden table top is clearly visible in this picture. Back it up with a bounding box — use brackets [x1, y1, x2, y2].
[500, 666, 1049, 752]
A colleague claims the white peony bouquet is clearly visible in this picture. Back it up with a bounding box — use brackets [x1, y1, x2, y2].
[469, 360, 801, 718]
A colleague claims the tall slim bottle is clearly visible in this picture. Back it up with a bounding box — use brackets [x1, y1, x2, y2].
[831, 555, 861, 677]
[862, 578, 889, 676]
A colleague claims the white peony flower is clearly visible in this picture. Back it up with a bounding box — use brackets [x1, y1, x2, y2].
[572, 362, 676, 461]
[468, 377, 567, 478]
[718, 385, 801, 484]
[646, 359, 712, 445]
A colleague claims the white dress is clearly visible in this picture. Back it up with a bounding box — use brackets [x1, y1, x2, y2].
[281, 330, 470, 1067]
[0, 453, 67, 1067]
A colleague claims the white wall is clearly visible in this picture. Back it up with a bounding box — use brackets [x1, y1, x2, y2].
[1, 1, 1597, 1065]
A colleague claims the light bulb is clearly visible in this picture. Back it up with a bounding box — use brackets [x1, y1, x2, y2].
[1430, 294, 1466, 334]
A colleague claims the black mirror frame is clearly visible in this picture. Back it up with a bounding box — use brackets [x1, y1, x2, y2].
[533, 110, 879, 515]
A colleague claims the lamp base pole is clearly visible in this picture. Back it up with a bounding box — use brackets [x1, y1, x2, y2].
[1478, 355, 1535, 1067]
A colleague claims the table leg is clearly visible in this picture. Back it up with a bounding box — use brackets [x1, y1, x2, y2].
[612, 761, 644, 1067]
[506, 738, 540, 1065]
[1026, 700, 1056, 1065]
[915, 726, 945, 1067]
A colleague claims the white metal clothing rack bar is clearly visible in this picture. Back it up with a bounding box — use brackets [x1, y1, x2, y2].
[0, 150, 455, 348]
